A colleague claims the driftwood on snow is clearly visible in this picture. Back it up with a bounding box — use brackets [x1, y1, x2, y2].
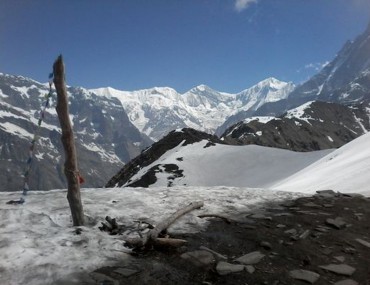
[198, 213, 233, 224]
[125, 201, 204, 249]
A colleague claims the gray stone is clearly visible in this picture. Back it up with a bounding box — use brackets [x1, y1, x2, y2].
[319, 264, 356, 276]
[234, 251, 265, 265]
[334, 279, 359, 285]
[199, 246, 227, 260]
[334, 256, 346, 263]
[276, 224, 286, 228]
[180, 250, 215, 267]
[326, 217, 347, 229]
[299, 229, 311, 239]
[260, 241, 272, 250]
[216, 261, 245, 275]
[289, 269, 320, 284]
[284, 228, 297, 235]
[245, 265, 255, 274]
[315, 226, 331, 233]
[355, 238, 370, 248]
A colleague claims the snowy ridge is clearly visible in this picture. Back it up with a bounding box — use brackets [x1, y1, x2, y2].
[123, 139, 332, 188]
[285, 101, 315, 124]
[91, 77, 294, 140]
[114, 127, 370, 195]
[272, 132, 370, 194]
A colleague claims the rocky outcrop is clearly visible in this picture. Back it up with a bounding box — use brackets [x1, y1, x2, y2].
[221, 101, 370, 151]
[106, 128, 223, 187]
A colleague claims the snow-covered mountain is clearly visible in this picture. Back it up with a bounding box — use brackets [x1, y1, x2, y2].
[221, 100, 370, 151]
[92, 77, 294, 141]
[272, 131, 370, 194]
[2, 130, 370, 284]
[288, 22, 370, 106]
[107, 127, 370, 194]
[252, 21, 370, 118]
[106, 128, 332, 188]
[0, 73, 152, 191]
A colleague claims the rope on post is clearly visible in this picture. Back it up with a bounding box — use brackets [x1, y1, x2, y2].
[6, 73, 54, 205]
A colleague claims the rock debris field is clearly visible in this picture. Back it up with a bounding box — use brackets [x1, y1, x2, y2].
[91, 190, 370, 285]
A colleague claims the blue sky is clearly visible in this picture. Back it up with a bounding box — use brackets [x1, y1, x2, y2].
[1, 0, 370, 93]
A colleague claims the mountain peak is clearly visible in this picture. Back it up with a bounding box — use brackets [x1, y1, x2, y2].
[189, 84, 215, 93]
[256, 77, 293, 90]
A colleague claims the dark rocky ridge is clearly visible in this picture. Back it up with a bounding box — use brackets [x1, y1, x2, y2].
[221, 101, 370, 152]
[106, 128, 223, 188]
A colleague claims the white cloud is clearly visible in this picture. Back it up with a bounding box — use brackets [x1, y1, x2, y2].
[235, 0, 257, 12]
[302, 61, 330, 72]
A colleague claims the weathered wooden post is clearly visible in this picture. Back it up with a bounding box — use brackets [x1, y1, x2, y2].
[53, 55, 85, 226]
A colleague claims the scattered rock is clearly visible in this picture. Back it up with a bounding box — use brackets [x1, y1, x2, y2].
[315, 225, 331, 232]
[289, 269, 320, 284]
[326, 217, 347, 229]
[334, 279, 359, 285]
[284, 228, 297, 235]
[216, 261, 245, 275]
[276, 224, 286, 228]
[260, 241, 272, 250]
[299, 229, 311, 239]
[180, 250, 215, 267]
[355, 238, 370, 248]
[234, 251, 265, 265]
[245, 265, 255, 274]
[334, 256, 346, 263]
[199, 246, 227, 260]
[319, 264, 356, 276]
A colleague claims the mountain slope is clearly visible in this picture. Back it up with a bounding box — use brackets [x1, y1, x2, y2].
[0, 73, 152, 191]
[106, 128, 223, 187]
[107, 128, 332, 188]
[221, 101, 370, 151]
[290, 22, 370, 106]
[272, 132, 370, 194]
[92, 78, 294, 141]
[224, 21, 370, 124]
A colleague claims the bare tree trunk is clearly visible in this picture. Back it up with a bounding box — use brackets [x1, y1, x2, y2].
[53, 55, 84, 226]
